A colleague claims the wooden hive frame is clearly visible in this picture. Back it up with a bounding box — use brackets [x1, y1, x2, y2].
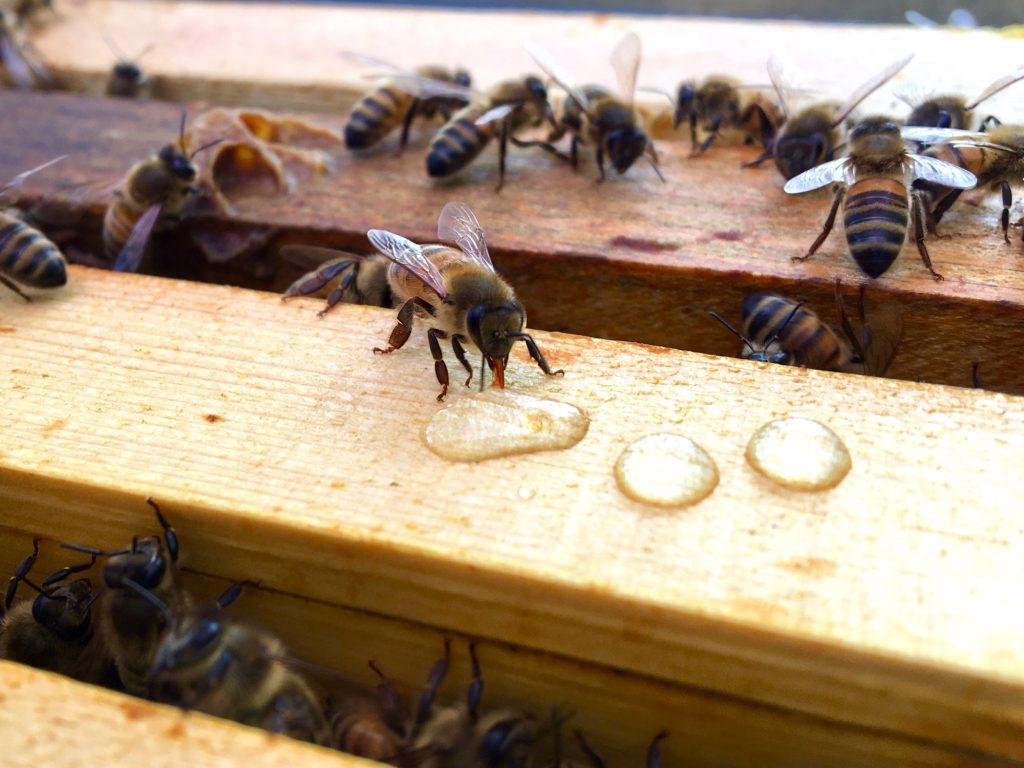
[1, 3, 1024, 768]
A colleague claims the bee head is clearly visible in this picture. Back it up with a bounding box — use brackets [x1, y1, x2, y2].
[454, 69, 472, 88]
[103, 536, 168, 591]
[477, 712, 538, 768]
[745, 346, 791, 365]
[31, 579, 94, 642]
[606, 127, 648, 174]
[848, 116, 903, 157]
[113, 61, 143, 83]
[467, 302, 525, 389]
[674, 80, 697, 128]
[523, 75, 552, 122]
[772, 135, 829, 180]
[157, 143, 198, 182]
[150, 607, 224, 682]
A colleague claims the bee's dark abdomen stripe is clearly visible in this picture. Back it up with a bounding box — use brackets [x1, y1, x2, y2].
[844, 182, 908, 278]
[103, 202, 139, 260]
[0, 217, 65, 288]
[0, 220, 30, 269]
[427, 117, 490, 176]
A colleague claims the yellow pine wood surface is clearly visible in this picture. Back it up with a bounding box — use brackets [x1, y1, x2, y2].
[1, 267, 1023, 764]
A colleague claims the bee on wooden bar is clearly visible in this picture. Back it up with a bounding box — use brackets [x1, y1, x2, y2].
[0, 539, 114, 685]
[0, 8, 51, 89]
[746, 55, 912, 180]
[901, 71, 1024, 130]
[369, 202, 563, 401]
[61, 497, 189, 696]
[784, 116, 977, 279]
[342, 54, 472, 152]
[423, 75, 553, 192]
[104, 37, 153, 99]
[902, 124, 1024, 242]
[280, 246, 393, 315]
[0, 156, 68, 301]
[526, 32, 663, 181]
[103, 112, 222, 273]
[329, 659, 407, 760]
[709, 282, 901, 376]
[134, 580, 331, 746]
[672, 75, 782, 155]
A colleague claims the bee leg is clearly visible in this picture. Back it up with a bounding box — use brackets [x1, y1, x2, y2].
[647, 731, 669, 768]
[495, 119, 510, 193]
[317, 271, 358, 318]
[396, 99, 420, 156]
[427, 328, 451, 401]
[570, 136, 579, 169]
[148, 496, 180, 563]
[0, 274, 31, 302]
[688, 110, 698, 154]
[467, 642, 484, 721]
[373, 299, 417, 355]
[741, 147, 774, 169]
[644, 143, 666, 183]
[1000, 181, 1012, 244]
[510, 137, 572, 164]
[911, 189, 944, 280]
[451, 334, 473, 387]
[40, 553, 97, 589]
[512, 333, 564, 377]
[693, 117, 724, 156]
[5, 539, 39, 609]
[928, 188, 962, 236]
[979, 115, 1001, 131]
[793, 185, 844, 263]
[414, 638, 451, 729]
[595, 145, 606, 183]
[972, 362, 983, 389]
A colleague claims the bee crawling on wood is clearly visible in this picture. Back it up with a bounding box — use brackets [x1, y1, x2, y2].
[900, 71, 1024, 131]
[104, 35, 153, 99]
[103, 112, 222, 273]
[670, 75, 782, 156]
[280, 245, 393, 315]
[368, 202, 563, 401]
[783, 116, 977, 279]
[0, 539, 115, 685]
[524, 32, 663, 182]
[341, 52, 472, 153]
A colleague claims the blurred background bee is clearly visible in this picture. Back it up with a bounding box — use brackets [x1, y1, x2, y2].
[784, 116, 976, 279]
[0, 8, 52, 89]
[341, 53, 472, 152]
[0, 539, 115, 685]
[0, 0, 54, 26]
[710, 282, 902, 376]
[903, 124, 1024, 243]
[61, 497, 189, 696]
[671, 74, 781, 156]
[368, 202, 563, 400]
[103, 113, 221, 273]
[0, 156, 68, 301]
[421, 75, 553, 191]
[526, 32, 663, 182]
[104, 35, 153, 99]
[745, 55, 911, 181]
[280, 245, 392, 315]
[899, 71, 1024, 130]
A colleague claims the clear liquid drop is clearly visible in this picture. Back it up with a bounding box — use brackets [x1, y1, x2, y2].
[746, 416, 851, 491]
[423, 390, 589, 462]
[615, 433, 719, 508]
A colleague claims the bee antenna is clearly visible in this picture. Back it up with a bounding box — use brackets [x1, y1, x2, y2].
[708, 311, 757, 356]
[133, 43, 155, 63]
[99, 29, 127, 63]
[766, 301, 803, 347]
[478, 353, 486, 392]
[120, 576, 173, 627]
[190, 138, 225, 160]
[178, 108, 188, 152]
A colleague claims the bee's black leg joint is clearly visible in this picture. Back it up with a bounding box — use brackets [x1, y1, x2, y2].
[0, 274, 31, 302]
[595, 145, 606, 183]
[515, 333, 564, 377]
[397, 99, 420, 155]
[427, 328, 450, 401]
[451, 335, 473, 386]
[1001, 181, 1012, 244]
[911, 190, 943, 280]
[374, 299, 416, 354]
[495, 119, 509, 193]
[794, 185, 844, 263]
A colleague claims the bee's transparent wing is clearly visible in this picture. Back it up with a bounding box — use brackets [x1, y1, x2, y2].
[0, 35, 35, 90]
[367, 229, 447, 299]
[437, 202, 493, 272]
[766, 56, 795, 119]
[474, 104, 516, 126]
[0, 155, 67, 197]
[834, 54, 913, 125]
[783, 158, 852, 194]
[526, 42, 589, 111]
[386, 73, 477, 101]
[861, 305, 903, 376]
[908, 154, 977, 188]
[114, 203, 162, 273]
[339, 51, 406, 73]
[900, 126, 981, 144]
[966, 70, 1024, 110]
[610, 31, 641, 106]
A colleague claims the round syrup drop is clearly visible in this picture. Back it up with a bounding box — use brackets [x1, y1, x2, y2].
[615, 433, 719, 508]
[745, 416, 851, 491]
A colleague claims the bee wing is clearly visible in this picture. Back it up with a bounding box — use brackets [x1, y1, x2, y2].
[113, 203, 162, 273]
[473, 103, 516, 127]
[610, 31, 641, 106]
[367, 228, 447, 299]
[900, 126, 982, 144]
[280, 247, 360, 299]
[783, 158, 852, 194]
[0, 155, 67, 197]
[766, 56, 795, 119]
[908, 154, 977, 188]
[860, 306, 903, 376]
[437, 202, 493, 272]
[0, 34, 36, 90]
[526, 42, 590, 112]
[382, 72, 477, 102]
[339, 51, 406, 73]
[965, 71, 1024, 110]
[833, 54, 914, 125]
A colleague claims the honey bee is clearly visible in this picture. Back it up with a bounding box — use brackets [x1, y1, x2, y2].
[423, 75, 553, 191]
[526, 32, 663, 181]
[901, 72, 1024, 130]
[784, 116, 977, 279]
[103, 113, 221, 273]
[0, 0, 54, 25]
[369, 202, 563, 400]
[0, 540, 114, 684]
[902, 124, 1024, 242]
[0, 8, 51, 89]
[104, 38, 153, 99]
[710, 282, 902, 375]
[342, 54, 472, 152]
[0, 156, 68, 301]
[61, 497, 188, 696]
[747, 55, 912, 180]
[673, 75, 782, 155]
[329, 659, 407, 760]
[280, 245, 393, 315]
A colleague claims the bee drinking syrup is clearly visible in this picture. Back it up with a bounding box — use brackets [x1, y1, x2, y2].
[369, 202, 563, 400]
[673, 75, 782, 156]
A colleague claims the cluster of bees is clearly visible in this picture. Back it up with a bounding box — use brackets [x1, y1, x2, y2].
[0, 501, 666, 766]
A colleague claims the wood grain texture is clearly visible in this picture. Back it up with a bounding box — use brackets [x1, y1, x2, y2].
[1, 88, 1023, 394]
[1, 266, 1023, 765]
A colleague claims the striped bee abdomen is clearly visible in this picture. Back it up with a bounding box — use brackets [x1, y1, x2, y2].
[843, 178, 908, 278]
[0, 214, 66, 289]
[426, 109, 492, 177]
[742, 293, 849, 371]
[344, 85, 413, 150]
[102, 199, 140, 261]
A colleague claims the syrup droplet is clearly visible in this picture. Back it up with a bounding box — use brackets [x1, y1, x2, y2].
[615, 433, 719, 508]
[517, 485, 536, 500]
[746, 416, 851, 491]
[423, 390, 589, 462]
